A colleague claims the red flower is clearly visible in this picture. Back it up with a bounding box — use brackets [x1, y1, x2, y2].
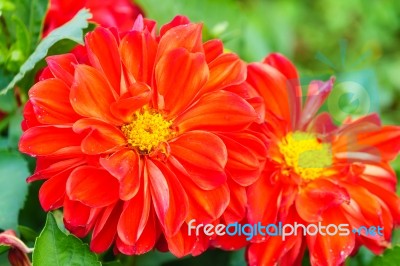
[245, 53, 400, 265]
[19, 16, 265, 257]
[43, 0, 143, 37]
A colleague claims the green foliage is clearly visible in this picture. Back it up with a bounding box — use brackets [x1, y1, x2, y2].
[0, 150, 30, 231]
[369, 245, 400, 266]
[1, 8, 92, 94]
[32, 213, 101, 266]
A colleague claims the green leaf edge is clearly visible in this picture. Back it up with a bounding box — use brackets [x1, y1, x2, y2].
[0, 8, 92, 95]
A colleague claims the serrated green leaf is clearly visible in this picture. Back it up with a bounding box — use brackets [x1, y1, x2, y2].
[32, 213, 101, 266]
[0, 151, 30, 230]
[1, 8, 92, 95]
[370, 245, 400, 266]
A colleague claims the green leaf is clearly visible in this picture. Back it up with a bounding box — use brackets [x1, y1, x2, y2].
[7, 108, 23, 148]
[32, 213, 101, 266]
[0, 245, 10, 255]
[0, 151, 30, 231]
[1, 8, 92, 95]
[18, 225, 38, 242]
[370, 245, 400, 266]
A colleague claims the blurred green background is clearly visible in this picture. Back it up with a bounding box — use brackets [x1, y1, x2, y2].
[1, 0, 400, 265]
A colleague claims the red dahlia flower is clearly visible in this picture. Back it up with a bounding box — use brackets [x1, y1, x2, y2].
[245, 53, 400, 266]
[43, 0, 143, 37]
[19, 16, 266, 256]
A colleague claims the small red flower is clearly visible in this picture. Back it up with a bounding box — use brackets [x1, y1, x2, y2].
[43, 0, 143, 37]
[245, 53, 400, 266]
[19, 16, 265, 257]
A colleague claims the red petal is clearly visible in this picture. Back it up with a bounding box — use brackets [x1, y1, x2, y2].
[73, 118, 126, 154]
[29, 79, 80, 124]
[218, 133, 263, 186]
[298, 78, 334, 130]
[203, 39, 223, 63]
[157, 23, 203, 59]
[46, 53, 78, 86]
[200, 53, 246, 95]
[120, 31, 157, 84]
[247, 62, 291, 127]
[307, 208, 355, 266]
[169, 131, 227, 190]
[117, 184, 150, 246]
[19, 126, 82, 156]
[264, 53, 302, 128]
[159, 15, 190, 36]
[172, 164, 230, 223]
[85, 27, 121, 93]
[116, 211, 159, 255]
[156, 48, 209, 117]
[66, 166, 119, 207]
[147, 159, 188, 237]
[295, 178, 350, 222]
[100, 148, 141, 200]
[91, 202, 123, 253]
[174, 90, 258, 132]
[110, 83, 151, 123]
[247, 169, 281, 226]
[223, 179, 247, 223]
[71, 65, 120, 124]
[39, 170, 70, 211]
[21, 101, 41, 131]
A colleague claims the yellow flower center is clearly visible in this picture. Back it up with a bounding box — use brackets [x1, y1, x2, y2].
[121, 107, 174, 154]
[278, 131, 332, 180]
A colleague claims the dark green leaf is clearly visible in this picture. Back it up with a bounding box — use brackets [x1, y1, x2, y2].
[32, 213, 101, 266]
[18, 225, 38, 242]
[0, 151, 30, 231]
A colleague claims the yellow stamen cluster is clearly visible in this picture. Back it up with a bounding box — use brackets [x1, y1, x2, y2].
[278, 131, 332, 180]
[121, 108, 173, 154]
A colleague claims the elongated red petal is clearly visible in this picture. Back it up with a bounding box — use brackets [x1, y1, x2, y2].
[73, 118, 126, 154]
[29, 79, 80, 124]
[46, 54, 78, 86]
[298, 78, 334, 130]
[156, 48, 209, 117]
[247, 62, 291, 127]
[71, 65, 120, 124]
[100, 148, 141, 200]
[39, 170, 70, 211]
[169, 131, 227, 190]
[147, 159, 188, 237]
[307, 208, 355, 266]
[203, 39, 223, 63]
[174, 90, 258, 132]
[91, 202, 123, 253]
[264, 53, 301, 128]
[85, 27, 121, 93]
[200, 53, 246, 95]
[120, 30, 157, 84]
[19, 126, 82, 156]
[66, 166, 119, 207]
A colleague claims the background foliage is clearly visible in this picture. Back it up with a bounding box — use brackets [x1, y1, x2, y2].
[0, 0, 399, 265]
